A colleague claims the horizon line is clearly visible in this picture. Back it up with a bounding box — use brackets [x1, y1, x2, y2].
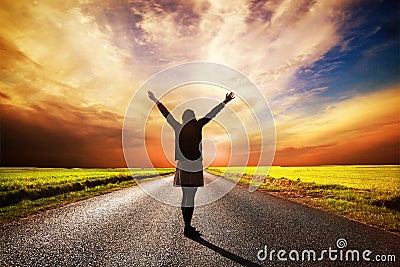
[1, 164, 399, 169]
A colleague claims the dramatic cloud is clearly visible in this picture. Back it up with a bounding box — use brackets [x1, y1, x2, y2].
[274, 86, 400, 165]
[0, 0, 398, 167]
[1, 101, 125, 167]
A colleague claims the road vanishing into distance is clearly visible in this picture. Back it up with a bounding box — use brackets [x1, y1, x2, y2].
[1, 173, 399, 266]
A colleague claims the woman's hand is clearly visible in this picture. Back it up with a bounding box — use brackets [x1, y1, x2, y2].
[223, 92, 235, 104]
[148, 90, 158, 103]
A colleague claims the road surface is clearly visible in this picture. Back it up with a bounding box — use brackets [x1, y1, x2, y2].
[1, 173, 399, 266]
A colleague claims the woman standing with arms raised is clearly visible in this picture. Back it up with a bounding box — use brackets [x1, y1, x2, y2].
[148, 90, 235, 237]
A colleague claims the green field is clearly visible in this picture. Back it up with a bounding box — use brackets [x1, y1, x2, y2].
[2, 166, 399, 233]
[0, 168, 174, 223]
[206, 166, 400, 233]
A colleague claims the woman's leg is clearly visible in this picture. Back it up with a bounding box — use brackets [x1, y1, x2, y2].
[181, 187, 198, 234]
[181, 186, 197, 207]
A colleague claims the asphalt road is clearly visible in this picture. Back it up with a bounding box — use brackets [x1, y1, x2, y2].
[1, 173, 399, 266]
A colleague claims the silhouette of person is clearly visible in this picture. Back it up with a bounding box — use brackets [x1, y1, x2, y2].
[148, 90, 235, 236]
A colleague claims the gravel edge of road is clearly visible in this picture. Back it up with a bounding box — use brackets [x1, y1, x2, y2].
[263, 190, 400, 238]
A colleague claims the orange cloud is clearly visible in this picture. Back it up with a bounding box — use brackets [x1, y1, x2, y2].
[1, 100, 126, 167]
[1, 0, 397, 167]
[274, 86, 400, 165]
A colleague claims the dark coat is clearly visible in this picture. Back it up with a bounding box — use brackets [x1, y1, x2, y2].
[156, 102, 225, 187]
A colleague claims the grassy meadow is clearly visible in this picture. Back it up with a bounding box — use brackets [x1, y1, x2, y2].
[0, 168, 174, 223]
[1, 166, 399, 233]
[206, 166, 400, 233]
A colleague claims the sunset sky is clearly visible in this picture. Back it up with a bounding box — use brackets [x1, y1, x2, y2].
[1, 0, 399, 167]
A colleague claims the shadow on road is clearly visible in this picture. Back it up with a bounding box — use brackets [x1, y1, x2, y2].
[187, 235, 263, 267]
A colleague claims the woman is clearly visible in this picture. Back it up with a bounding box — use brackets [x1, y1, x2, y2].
[148, 90, 235, 237]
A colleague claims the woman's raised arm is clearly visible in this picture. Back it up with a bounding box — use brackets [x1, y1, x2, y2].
[148, 90, 180, 129]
